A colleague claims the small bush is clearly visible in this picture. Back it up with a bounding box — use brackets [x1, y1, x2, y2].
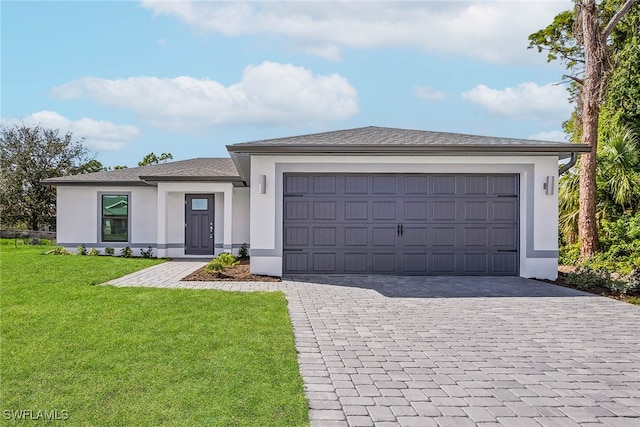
[558, 243, 580, 266]
[566, 266, 613, 292]
[28, 238, 42, 245]
[120, 246, 133, 258]
[88, 248, 100, 256]
[238, 243, 249, 259]
[140, 246, 154, 258]
[206, 253, 239, 275]
[77, 244, 87, 256]
[624, 269, 640, 296]
[45, 246, 69, 255]
[105, 247, 115, 256]
[566, 266, 628, 294]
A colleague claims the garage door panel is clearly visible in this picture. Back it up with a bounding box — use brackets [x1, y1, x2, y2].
[345, 227, 368, 246]
[404, 201, 428, 220]
[313, 176, 336, 194]
[464, 253, 489, 273]
[464, 176, 489, 195]
[283, 173, 519, 275]
[345, 176, 369, 194]
[404, 253, 428, 273]
[345, 253, 368, 272]
[372, 253, 396, 272]
[285, 252, 308, 272]
[464, 227, 488, 247]
[405, 176, 428, 194]
[313, 253, 337, 272]
[492, 253, 518, 274]
[373, 176, 397, 194]
[432, 253, 456, 273]
[492, 227, 517, 247]
[432, 201, 456, 221]
[432, 176, 456, 195]
[285, 175, 309, 194]
[464, 201, 488, 221]
[373, 201, 396, 220]
[492, 200, 518, 221]
[285, 201, 309, 220]
[432, 227, 456, 247]
[493, 175, 518, 195]
[313, 227, 336, 246]
[404, 227, 427, 246]
[285, 227, 308, 246]
[345, 201, 368, 220]
[372, 227, 396, 246]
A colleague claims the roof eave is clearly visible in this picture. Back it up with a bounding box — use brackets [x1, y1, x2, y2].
[138, 175, 242, 182]
[226, 144, 592, 155]
[41, 180, 152, 186]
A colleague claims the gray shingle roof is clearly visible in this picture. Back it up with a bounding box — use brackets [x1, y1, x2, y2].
[43, 158, 240, 185]
[227, 126, 590, 154]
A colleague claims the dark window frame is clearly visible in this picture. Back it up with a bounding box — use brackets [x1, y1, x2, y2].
[99, 193, 130, 243]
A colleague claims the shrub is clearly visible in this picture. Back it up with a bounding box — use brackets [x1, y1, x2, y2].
[45, 246, 69, 255]
[77, 244, 87, 256]
[104, 247, 115, 256]
[238, 243, 249, 259]
[88, 248, 100, 256]
[558, 243, 580, 266]
[140, 246, 154, 258]
[120, 246, 133, 258]
[566, 266, 628, 294]
[206, 253, 239, 275]
[625, 269, 640, 296]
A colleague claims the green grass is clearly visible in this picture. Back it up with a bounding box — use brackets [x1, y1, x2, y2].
[628, 297, 640, 306]
[0, 243, 309, 426]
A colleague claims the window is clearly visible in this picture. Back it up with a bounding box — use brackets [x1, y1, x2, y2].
[101, 194, 128, 242]
[191, 198, 208, 211]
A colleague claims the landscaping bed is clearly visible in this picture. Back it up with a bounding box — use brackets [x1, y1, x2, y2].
[182, 259, 281, 282]
[539, 267, 640, 305]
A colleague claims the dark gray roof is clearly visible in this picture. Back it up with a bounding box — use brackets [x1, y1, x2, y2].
[227, 126, 590, 154]
[43, 158, 240, 185]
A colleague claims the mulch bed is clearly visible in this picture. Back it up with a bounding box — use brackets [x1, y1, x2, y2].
[181, 259, 281, 282]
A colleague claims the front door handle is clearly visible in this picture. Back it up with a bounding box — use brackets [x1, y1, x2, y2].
[400, 224, 404, 236]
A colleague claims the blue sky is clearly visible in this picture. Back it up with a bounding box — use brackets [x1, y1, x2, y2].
[2, 1, 573, 168]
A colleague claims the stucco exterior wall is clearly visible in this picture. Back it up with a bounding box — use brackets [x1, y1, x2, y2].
[56, 183, 251, 258]
[248, 155, 560, 280]
[56, 185, 158, 253]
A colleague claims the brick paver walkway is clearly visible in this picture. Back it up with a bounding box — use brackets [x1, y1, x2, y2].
[107, 262, 640, 427]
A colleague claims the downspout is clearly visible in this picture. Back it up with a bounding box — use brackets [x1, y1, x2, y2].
[559, 152, 578, 176]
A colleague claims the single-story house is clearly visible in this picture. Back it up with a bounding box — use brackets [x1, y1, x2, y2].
[44, 126, 589, 279]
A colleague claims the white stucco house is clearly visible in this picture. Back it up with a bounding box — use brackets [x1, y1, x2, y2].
[45, 126, 589, 279]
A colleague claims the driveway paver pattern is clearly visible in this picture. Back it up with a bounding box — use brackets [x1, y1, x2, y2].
[107, 263, 640, 427]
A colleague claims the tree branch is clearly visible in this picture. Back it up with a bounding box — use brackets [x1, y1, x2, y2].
[564, 75, 585, 85]
[602, 0, 636, 38]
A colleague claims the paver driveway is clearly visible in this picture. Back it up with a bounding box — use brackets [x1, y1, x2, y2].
[108, 263, 640, 427]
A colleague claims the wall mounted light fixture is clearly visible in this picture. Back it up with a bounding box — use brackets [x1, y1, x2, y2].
[543, 176, 555, 195]
[258, 175, 266, 194]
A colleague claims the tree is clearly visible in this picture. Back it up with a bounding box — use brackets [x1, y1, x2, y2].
[138, 152, 173, 166]
[529, 0, 637, 258]
[0, 125, 91, 230]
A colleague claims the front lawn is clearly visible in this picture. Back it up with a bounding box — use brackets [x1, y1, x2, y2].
[0, 243, 308, 426]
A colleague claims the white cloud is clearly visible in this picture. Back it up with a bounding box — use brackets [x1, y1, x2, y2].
[141, 1, 567, 64]
[1, 111, 140, 150]
[529, 130, 568, 142]
[51, 62, 358, 131]
[461, 82, 571, 120]
[414, 86, 446, 101]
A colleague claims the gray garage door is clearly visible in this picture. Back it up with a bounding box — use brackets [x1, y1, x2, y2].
[283, 174, 519, 275]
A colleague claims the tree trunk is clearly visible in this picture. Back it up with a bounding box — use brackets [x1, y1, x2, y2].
[577, 0, 602, 258]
